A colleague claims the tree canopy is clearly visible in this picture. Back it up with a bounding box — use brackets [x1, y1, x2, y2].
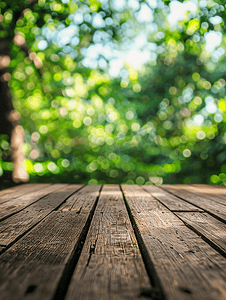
[1, 0, 226, 186]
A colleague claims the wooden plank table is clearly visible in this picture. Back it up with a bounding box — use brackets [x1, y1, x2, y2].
[1, 184, 226, 300]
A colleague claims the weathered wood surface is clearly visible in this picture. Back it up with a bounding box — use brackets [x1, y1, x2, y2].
[58, 184, 100, 213]
[161, 184, 226, 222]
[1, 183, 226, 300]
[145, 185, 226, 256]
[187, 184, 226, 203]
[143, 185, 203, 211]
[65, 185, 151, 300]
[0, 183, 31, 198]
[122, 184, 226, 300]
[0, 185, 100, 300]
[0, 184, 65, 221]
[175, 212, 226, 256]
[192, 184, 226, 189]
[0, 184, 83, 246]
[0, 184, 50, 205]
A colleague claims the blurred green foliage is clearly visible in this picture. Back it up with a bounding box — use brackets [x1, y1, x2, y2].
[1, 0, 226, 185]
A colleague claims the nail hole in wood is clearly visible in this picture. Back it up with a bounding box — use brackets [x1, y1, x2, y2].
[25, 285, 36, 295]
[178, 286, 192, 294]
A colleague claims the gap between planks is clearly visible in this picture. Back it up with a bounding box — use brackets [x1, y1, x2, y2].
[0, 184, 84, 252]
[0, 185, 101, 300]
[160, 184, 226, 224]
[0, 184, 51, 205]
[176, 184, 226, 206]
[142, 184, 226, 258]
[0, 184, 69, 222]
[121, 185, 226, 300]
[2, 184, 226, 300]
[0, 185, 152, 300]
[63, 185, 152, 300]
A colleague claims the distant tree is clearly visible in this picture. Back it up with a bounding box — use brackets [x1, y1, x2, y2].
[0, 0, 138, 184]
[0, 0, 37, 183]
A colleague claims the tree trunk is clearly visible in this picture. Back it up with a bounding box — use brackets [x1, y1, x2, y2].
[0, 39, 29, 183]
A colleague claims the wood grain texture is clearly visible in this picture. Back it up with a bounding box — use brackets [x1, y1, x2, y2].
[0, 183, 31, 197]
[0, 184, 66, 221]
[0, 184, 49, 205]
[122, 184, 226, 300]
[192, 184, 226, 189]
[59, 184, 101, 213]
[65, 185, 151, 300]
[0, 184, 82, 246]
[187, 184, 226, 204]
[0, 212, 94, 300]
[175, 212, 226, 256]
[0, 185, 100, 300]
[143, 185, 203, 211]
[161, 184, 226, 222]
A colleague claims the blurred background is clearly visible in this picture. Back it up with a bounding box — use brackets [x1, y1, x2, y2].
[0, 0, 226, 188]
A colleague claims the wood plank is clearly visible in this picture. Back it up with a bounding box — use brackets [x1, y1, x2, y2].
[122, 184, 226, 300]
[65, 185, 151, 300]
[0, 184, 50, 205]
[0, 184, 83, 247]
[161, 184, 226, 222]
[0, 185, 100, 300]
[0, 184, 68, 221]
[188, 184, 226, 204]
[0, 183, 31, 196]
[58, 185, 101, 213]
[143, 185, 203, 211]
[175, 212, 226, 256]
[192, 184, 226, 189]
